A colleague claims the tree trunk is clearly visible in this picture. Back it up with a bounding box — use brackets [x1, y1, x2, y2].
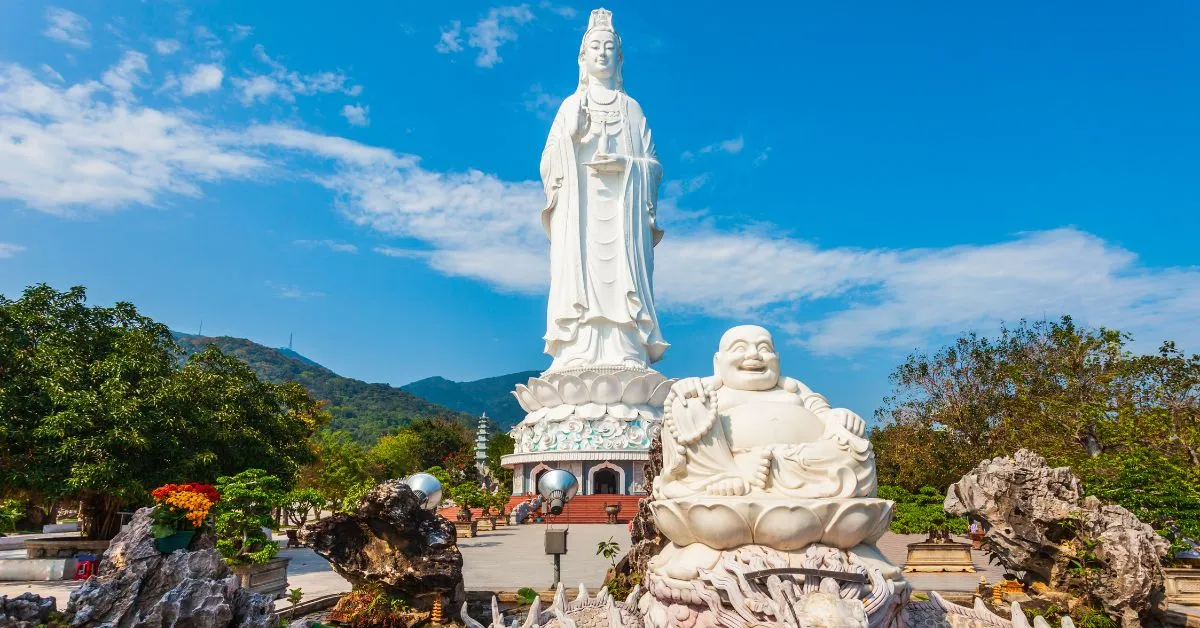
[80, 494, 123, 540]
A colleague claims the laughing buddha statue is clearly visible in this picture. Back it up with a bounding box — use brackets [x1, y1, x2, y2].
[655, 325, 875, 501]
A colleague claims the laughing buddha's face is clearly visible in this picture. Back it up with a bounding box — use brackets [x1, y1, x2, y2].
[715, 325, 780, 392]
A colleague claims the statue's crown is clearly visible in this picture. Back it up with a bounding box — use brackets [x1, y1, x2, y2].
[586, 8, 616, 35]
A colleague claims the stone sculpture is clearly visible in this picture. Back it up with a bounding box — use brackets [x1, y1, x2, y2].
[945, 449, 1169, 627]
[640, 325, 907, 627]
[66, 508, 272, 627]
[0, 593, 56, 628]
[299, 479, 464, 611]
[540, 7, 666, 370]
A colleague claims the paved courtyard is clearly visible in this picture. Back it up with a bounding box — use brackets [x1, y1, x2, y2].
[0, 527, 1007, 610]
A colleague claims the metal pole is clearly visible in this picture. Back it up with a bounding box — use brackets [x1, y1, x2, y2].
[553, 554, 561, 587]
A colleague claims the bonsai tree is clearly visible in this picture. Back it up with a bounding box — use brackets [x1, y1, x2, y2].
[214, 469, 286, 566]
[284, 488, 326, 526]
[486, 489, 510, 517]
[449, 483, 486, 522]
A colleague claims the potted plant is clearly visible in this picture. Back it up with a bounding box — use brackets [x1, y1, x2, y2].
[449, 483, 485, 537]
[213, 469, 290, 599]
[149, 483, 219, 553]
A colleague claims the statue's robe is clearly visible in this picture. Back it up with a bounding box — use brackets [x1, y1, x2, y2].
[540, 91, 668, 369]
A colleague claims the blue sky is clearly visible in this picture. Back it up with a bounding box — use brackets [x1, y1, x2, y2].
[2, 1, 1198, 419]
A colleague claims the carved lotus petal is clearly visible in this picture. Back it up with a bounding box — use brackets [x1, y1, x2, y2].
[647, 380, 674, 407]
[576, 370, 600, 383]
[590, 373, 623, 404]
[649, 501, 696, 547]
[514, 385, 543, 412]
[813, 499, 892, 548]
[620, 374, 653, 405]
[606, 402, 638, 420]
[576, 402, 606, 419]
[546, 405, 575, 422]
[686, 503, 753, 549]
[753, 504, 823, 550]
[558, 375, 589, 405]
[529, 379, 563, 408]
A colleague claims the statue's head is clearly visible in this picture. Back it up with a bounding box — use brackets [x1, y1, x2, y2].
[714, 325, 780, 391]
[577, 8, 623, 92]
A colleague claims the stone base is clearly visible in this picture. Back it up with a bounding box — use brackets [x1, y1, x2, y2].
[1165, 567, 1200, 605]
[234, 557, 290, 599]
[903, 541, 976, 573]
[24, 538, 109, 559]
[640, 544, 908, 627]
[477, 517, 496, 531]
[455, 521, 478, 538]
[0, 558, 77, 581]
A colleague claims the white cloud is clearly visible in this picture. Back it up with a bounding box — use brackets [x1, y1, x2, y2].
[228, 24, 253, 42]
[539, 2, 577, 19]
[435, 21, 464, 54]
[523, 84, 561, 119]
[100, 51, 149, 101]
[194, 25, 222, 51]
[39, 64, 65, 83]
[683, 135, 745, 160]
[154, 39, 182, 55]
[232, 45, 361, 105]
[43, 8, 91, 48]
[294, 239, 358, 254]
[180, 64, 223, 95]
[0, 243, 25, 259]
[6, 57, 1199, 357]
[467, 5, 535, 68]
[268, 281, 324, 300]
[0, 62, 264, 214]
[340, 103, 370, 127]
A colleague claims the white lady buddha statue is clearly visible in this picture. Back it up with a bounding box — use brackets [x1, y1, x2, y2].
[540, 8, 668, 371]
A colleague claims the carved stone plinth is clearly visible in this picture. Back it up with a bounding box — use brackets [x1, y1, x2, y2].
[903, 541, 976, 573]
[477, 517, 496, 532]
[640, 545, 908, 628]
[1165, 567, 1200, 605]
[455, 521, 478, 538]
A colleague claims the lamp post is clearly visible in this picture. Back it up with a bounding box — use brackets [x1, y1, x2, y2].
[537, 470, 578, 587]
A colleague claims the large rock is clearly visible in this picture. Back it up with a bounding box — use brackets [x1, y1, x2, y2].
[66, 507, 273, 627]
[300, 480, 463, 610]
[625, 434, 664, 580]
[945, 449, 1170, 627]
[0, 593, 56, 627]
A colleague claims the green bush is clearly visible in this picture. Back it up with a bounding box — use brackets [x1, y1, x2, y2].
[877, 485, 967, 535]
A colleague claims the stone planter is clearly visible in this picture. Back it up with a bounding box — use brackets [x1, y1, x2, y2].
[454, 520, 478, 538]
[477, 517, 496, 531]
[1164, 567, 1200, 605]
[494, 514, 507, 527]
[234, 556, 290, 600]
[903, 540, 975, 573]
[24, 539, 110, 559]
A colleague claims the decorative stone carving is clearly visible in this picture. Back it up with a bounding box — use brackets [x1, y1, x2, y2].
[462, 584, 643, 628]
[300, 480, 464, 611]
[66, 508, 273, 628]
[901, 592, 1081, 628]
[945, 449, 1169, 627]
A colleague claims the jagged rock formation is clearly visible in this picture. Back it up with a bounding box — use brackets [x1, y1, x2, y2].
[945, 449, 1170, 627]
[66, 507, 273, 627]
[625, 434, 664, 580]
[903, 592, 1078, 628]
[0, 593, 56, 627]
[300, 479, 464, 610]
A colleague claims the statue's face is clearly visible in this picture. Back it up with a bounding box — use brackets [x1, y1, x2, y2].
[714, 326, 780, 391]
[583, 30, 617, 80]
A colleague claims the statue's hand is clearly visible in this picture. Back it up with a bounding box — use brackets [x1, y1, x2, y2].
[567, 101, 589, 141]
[832, 410, 866, 438]
[584, 152, 627, 173]
[672, 377, 708, 407]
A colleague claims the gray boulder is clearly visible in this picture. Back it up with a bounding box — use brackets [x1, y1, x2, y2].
[0, 593, 56, 627]
[945, 449, 1170, 627]
[66, 507, 273, 627]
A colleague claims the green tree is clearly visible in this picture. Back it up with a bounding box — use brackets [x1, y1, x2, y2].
[283, 488, 326, 526]
[0, 285, 321, 538]
[449, 482, 486, 521]
[404, 418, 473, 471]
[486, 433, 515, 489]
[298, 431, 375, 512]
[877, 485, 967, 535]
[370, 431, 424, 480]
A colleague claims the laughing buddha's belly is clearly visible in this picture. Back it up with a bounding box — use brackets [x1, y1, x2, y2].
[720, 401, 826, 450]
